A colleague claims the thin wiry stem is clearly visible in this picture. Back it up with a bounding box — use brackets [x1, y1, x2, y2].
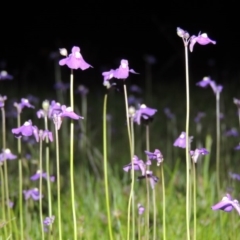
[161, 164, 166, 240]
[152, 188, 156, 240]
[124, 84, 134, 240]
[17, 114, 24, 240]
[70, 69, 77, 240]
[216, 92, 221, 196]
[0, 165, 7, 238]
[193, 161, 197, 240]
[103, 93, 113, 240]
[55, 125, 62, 240]
[184, 43, 191, 240]
[39, 139, 44, 240]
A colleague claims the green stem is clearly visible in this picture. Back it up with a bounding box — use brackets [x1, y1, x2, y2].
[39, 139, 44, 240]
[17, 114, 24, 240]
[193, 161, 197, 240]
[216, 92, 220, 196]
[0, 165, 7, 238]
[44, 116, 53, 239]
[184, 44, 191, 240]
[124, 84, 134, 240]
[161, 164, 166, 240]
[152, 188, 156, 240]
[55, 125, 62, 240]
[145, 174, 150, 240]
[103, 93, 113, 240]
[138, 216, 141, 240]
[70, 69, 77, 240]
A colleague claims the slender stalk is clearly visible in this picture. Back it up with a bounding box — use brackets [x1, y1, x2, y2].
[161, 164, 166, 240]
[54, 125, 62, 240]
[193, 161, 197, 240]
[152, 188, 156, 240]
[238, 108, 240, 130]
[70, 69, 77, 240]
[0, 165, 7, 238]
[39, 138, 44, 240]
[184, 43, 191, 240]
[103, 93, 113, 240]
[44, 116, 53, 239]
[124, 83, 134, 240]
[17, 114, 24, 240]
[138, 215, 141, 240]
[216, 92, 220, 196]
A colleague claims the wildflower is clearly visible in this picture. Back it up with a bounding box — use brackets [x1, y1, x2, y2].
[194, 112, 206, 123]
[12, 120, 38, 139]
[42, 130, 54, 142]
[177, 27, 190, 39]
[43, 216, 55, 232]
[30, 170, 55, 182]
[224, 128, 238, 137]
[229, 172, 240, 181]
[0, 149, 17, 162]
[0, 95, 7, 108]
[138, 170, 159, 189]
[23, 188, 43, 201]
[196, 76, 214, 88]
[233, 98, 240, 108]
[134, 104, 157, 125]
[144, 149, 163, 166]
[59, 46, 92, 70]
[0, 70, 13, 80]
[189, 148, 209, 163]
[59, 105, 83, 120]
[54, 82, 70, 91]
[189, 33, 216, 52]
[138, 203, 145, 215]
[123, 155, 146, 175]
[76, 85, 89, 96]
[6, 200, 13, 208]
[173, 132, 193, 148]
[129, 85, 142, 93]
[211, 193, 240, 215]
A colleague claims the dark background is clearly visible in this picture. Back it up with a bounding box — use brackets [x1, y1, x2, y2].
[0, 8, 239, 92]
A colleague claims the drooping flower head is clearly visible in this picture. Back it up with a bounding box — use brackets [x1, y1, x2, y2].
[224, 128, 238, 137]
[43, 216, 55, 232]
[123, 155, 146, 175]
[59, 46, 93, 70]
[173, 132, 193, 149]
[138, 203, 145, 215]
[138, 170, 159, 189]
[233, 98, 240, 109]
[0, 70, 13, 80]
[190, 33, 216, 52]
[194, 112, 206, 123]
[196, 77, 223, 95]
[189, 148, 209, 163]
[0, 95, 7, 108]
[134, 104, 157, 125]
[0, 149, 17, 162]
[23, 188, 43, 201]
[229, 172, 240, 181]
[76, 85, 89, 96]
[30, 170, 55, 182]
[212, 193, 240, 215]
[145, 149, 163, 166]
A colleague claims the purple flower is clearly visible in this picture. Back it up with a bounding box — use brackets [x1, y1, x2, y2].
[54, 82, 70, 91]
[234, 145, 240, 150]
[144, 149, 163, 166]
[189, 33, 216, 52]
[43, 216, 55, 232]
[138, 170, 159, 189]
[76, 85, 89, 96]
[42, 130, 53, 142]
[209, 81, 223, 95]
[59, 105, 83, 120]
[59, 46, 92, 70]
[0, 95, 7, 108]
[224, 128, 238, 137]
[164, 108, 175, 119]
[19, 98, 35, 109]
[6, 199, 14, 208]
[128, 95, 142, 106]
[102, 69, 115, 81]
[0, 70, 13, 80]
[177, 27, 190, 39]
[233, 98, 240, 108]
[196, 76, 213, 88]
[0, 149, 17, 162]
[23, 188, 43, 201]
[229, 172, 240, 181]
[212, 194, 240, 215]
[12, 120, 38, 139]
[138, 203, 145, 215]
[194, 112, 206, 123]
[123, 155, 146, 175]
[189, 148, 209, 163]
[134, 104, 157, 125]
[173, 132, 193, 148]
[30, 170, 55, 182]
[129, 85, 142, 93]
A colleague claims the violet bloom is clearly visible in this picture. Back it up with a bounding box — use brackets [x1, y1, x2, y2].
[123, 155, 146, 175]
[138, 170, 159, 189]
[229, 172, 240, 181]
[23, 188, 43, 201]
[102, 69, 115, 81]
[12, 120, 38, 139]
[194, 112, 206, 123]
[76, 85, 89, 96]
[59, 46, 92, 70]
[19, 98, 35, 109]
[129, 84, 142, 93]
[138, 203, 145, 215]
[59, 105, 83, 120]
[0, 70, 13, 80]
[177, 27, 190, 39]
[234, 145, 240, 150]
[189, 33, 216, 52]
[0, 149, 17, 162]
[164, 108, 175, 119]
[145, 149, 163, 166]
[113, 59, 138, 79]
[42, 130, 53, 142]
[30, 170, 55, 182]
[134, 104, 157, 125]
[0, 95, 7, 108]
[54, 82, 70, 91]
[212, 193, 240, 215]
[173, 132, 193, 148]
[233, 98, 240, 108]
[189, 148, 209, 163]
[196, 76, 213, 88]
[6, 199, 14, 208]
[224, 128, 238, 137]
[43, 216, 55, 232]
